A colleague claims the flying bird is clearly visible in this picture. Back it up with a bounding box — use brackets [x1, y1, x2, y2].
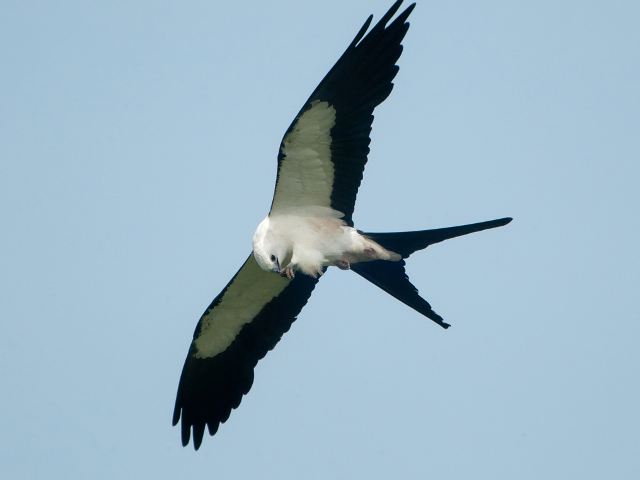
[173, 0, 511, 450]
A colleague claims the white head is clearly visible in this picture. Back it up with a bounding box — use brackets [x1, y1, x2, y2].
[252, 216, 288, 273]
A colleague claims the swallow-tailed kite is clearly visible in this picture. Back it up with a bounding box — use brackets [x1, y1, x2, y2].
[173, 0, 512, 449]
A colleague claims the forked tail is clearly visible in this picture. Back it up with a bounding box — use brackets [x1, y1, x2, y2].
[351, 217, 512, 328]
[363, 217, 512, 259]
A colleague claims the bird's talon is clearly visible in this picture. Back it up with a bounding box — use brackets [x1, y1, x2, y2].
[335, 260, 350, 270]
[280, 266, 295, 279]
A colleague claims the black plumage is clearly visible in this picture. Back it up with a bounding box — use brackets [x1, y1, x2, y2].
[272, 0, 415, 225]
[173, 256, 318, 449]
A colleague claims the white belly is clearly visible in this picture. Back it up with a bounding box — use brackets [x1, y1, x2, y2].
[268, 210, 397, 276]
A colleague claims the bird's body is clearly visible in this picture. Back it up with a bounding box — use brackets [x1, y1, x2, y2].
[172, 0, 512, 450]
[253, 209, 400, 278]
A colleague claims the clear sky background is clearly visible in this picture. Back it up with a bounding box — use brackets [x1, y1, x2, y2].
[1, 0, 639, 478]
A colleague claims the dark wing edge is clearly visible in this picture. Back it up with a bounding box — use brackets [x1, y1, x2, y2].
[351, 259, 450, 329]
[172, 255, 319, 449]
[270, 0, 416, 225]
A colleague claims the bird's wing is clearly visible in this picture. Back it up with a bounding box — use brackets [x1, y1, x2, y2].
[269, 0, 415, 226]
[173, 254, 319, 449]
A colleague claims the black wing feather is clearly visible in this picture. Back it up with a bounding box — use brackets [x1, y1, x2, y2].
[173, 256, 319, 449]
[272, 1, 416, 225]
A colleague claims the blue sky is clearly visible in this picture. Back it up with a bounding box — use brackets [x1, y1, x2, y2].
[1, 0, 639, 478]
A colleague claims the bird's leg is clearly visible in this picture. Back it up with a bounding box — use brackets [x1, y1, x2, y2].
[335, 259, 350, 270]
[363, 247, 377, 258]
[280, 265, 296, 279]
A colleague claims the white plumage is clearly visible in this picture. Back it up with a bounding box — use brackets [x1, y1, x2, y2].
[252, 208, 400, 278]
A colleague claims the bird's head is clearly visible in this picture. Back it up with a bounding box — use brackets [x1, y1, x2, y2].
[253, 216, 287, 273]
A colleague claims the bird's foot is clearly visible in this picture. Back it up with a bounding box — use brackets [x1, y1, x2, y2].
[282, 263, 325, 279]
[280, 265, 296, 279]
[363, 247, 376, 258]
[335, 259, 350, 270]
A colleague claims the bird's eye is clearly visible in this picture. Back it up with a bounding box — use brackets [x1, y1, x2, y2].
[270, 255, 276, 262]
